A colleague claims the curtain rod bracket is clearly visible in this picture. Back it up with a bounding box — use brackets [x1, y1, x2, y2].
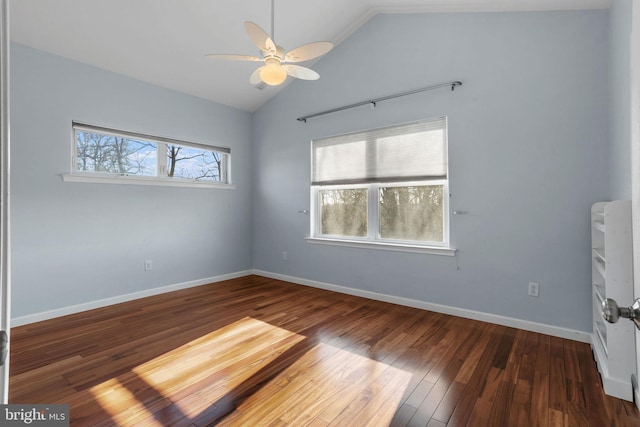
[297, 80, 463, 123]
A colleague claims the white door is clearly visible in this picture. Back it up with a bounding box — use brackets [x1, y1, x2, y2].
[631, 0, 640, 409]
[0, 0, 11, 404]
[603, 0, 640, 407]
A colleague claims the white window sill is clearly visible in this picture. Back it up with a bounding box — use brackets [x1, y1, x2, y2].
[305, 237, 456, 256]
[62, 173, 235, 190]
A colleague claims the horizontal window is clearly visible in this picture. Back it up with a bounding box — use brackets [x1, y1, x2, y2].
[65, 122, 231, 188]
[313, 181, 449, 248]
[311, 117, 450, 250]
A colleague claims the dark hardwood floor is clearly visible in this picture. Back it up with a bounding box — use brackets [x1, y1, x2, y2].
[8, 275, 640, 426]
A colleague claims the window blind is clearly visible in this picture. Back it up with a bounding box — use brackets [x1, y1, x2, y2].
[311, 117, 447, 186]
[72, 122, 231, 154]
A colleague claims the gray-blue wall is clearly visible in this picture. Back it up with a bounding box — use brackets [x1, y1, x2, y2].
[609, 0, 632, 200]
[10, 9, 613, 333]
[252, 10, 609, 332]
[10, 43, 253, 318]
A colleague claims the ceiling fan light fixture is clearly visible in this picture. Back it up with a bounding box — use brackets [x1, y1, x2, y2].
[206, 0, 333, 88]
[260, 58, 287, 86]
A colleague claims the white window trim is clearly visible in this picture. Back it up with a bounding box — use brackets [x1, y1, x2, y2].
[305, 236, 456, 256]
[61, 172, 235, 189]
[66, 122, 233, 189]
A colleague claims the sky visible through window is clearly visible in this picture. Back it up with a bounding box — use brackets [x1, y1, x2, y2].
[75, 130, 223, 181]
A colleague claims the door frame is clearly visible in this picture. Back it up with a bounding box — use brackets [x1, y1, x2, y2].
[631, 0, 640, 409]
[0, 0, 11, 404]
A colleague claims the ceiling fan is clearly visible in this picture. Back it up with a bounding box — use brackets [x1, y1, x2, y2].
[206, 0, 333, 87]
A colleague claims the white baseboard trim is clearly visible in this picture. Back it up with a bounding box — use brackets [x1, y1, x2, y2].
[252, 269, 591, 343]
[591, 332, 634, 401]
[602, 375, 634, 402]
[12, 268, 592, 344]
[11, 270, 253, 327]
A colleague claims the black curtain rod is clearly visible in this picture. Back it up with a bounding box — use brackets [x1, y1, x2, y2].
[296, 81, 462, 123]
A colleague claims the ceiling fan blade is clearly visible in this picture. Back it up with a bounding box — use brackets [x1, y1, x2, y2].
[244, 21, 270, 51]
[265, 37, 277, 55]
[284, 41, 333, 63]
[250, 67, 264, 85]
[284, 64, 320, 80]
[205, 54, 262, 62]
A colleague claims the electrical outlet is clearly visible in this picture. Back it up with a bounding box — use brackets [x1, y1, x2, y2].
[282, 251, 288, 260]
[528, 282, 539, 297]
[144, 260, 153, 271]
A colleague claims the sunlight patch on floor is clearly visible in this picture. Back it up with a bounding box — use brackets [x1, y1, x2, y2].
[90, 317, 306, 424]
[89, 377, 165, 426]
[217, 342, 413, 426]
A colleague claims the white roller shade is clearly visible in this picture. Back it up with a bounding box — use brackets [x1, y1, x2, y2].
[72, 122, 231, 154]
[312, 117, 447, 185]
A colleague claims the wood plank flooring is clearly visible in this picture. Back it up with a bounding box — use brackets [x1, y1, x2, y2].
[8, 275, 640, 426]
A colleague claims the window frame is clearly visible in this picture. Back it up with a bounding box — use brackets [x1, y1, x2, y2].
[63, 122, 233, 189]
[308, 118, 454, 256]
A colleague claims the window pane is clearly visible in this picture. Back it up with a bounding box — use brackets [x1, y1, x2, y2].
[313, 140, 367, 184]
[76, 131, 157, 176]
[379, 185, 444, 242]
[320, 188, 368, 237]
[167, 145, 224, 181]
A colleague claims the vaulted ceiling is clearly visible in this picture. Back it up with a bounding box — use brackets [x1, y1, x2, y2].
[9, 0, 611, 112]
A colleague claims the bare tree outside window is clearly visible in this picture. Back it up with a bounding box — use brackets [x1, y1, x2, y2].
[76, 131, 156, 176]
[379, 185, 444, 242]
[320, 188, 367, 237]
[72, 124, 232, 187]
[167, 145, 223, 181]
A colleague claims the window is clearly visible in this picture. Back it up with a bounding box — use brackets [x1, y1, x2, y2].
[64, 122, 231, 188]
[309, 117, 451, 253]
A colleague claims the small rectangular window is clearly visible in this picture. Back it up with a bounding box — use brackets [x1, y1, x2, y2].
[69, 123, 231, 187]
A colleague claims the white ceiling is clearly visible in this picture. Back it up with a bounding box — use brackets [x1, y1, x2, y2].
[9, 0, 611, 112]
